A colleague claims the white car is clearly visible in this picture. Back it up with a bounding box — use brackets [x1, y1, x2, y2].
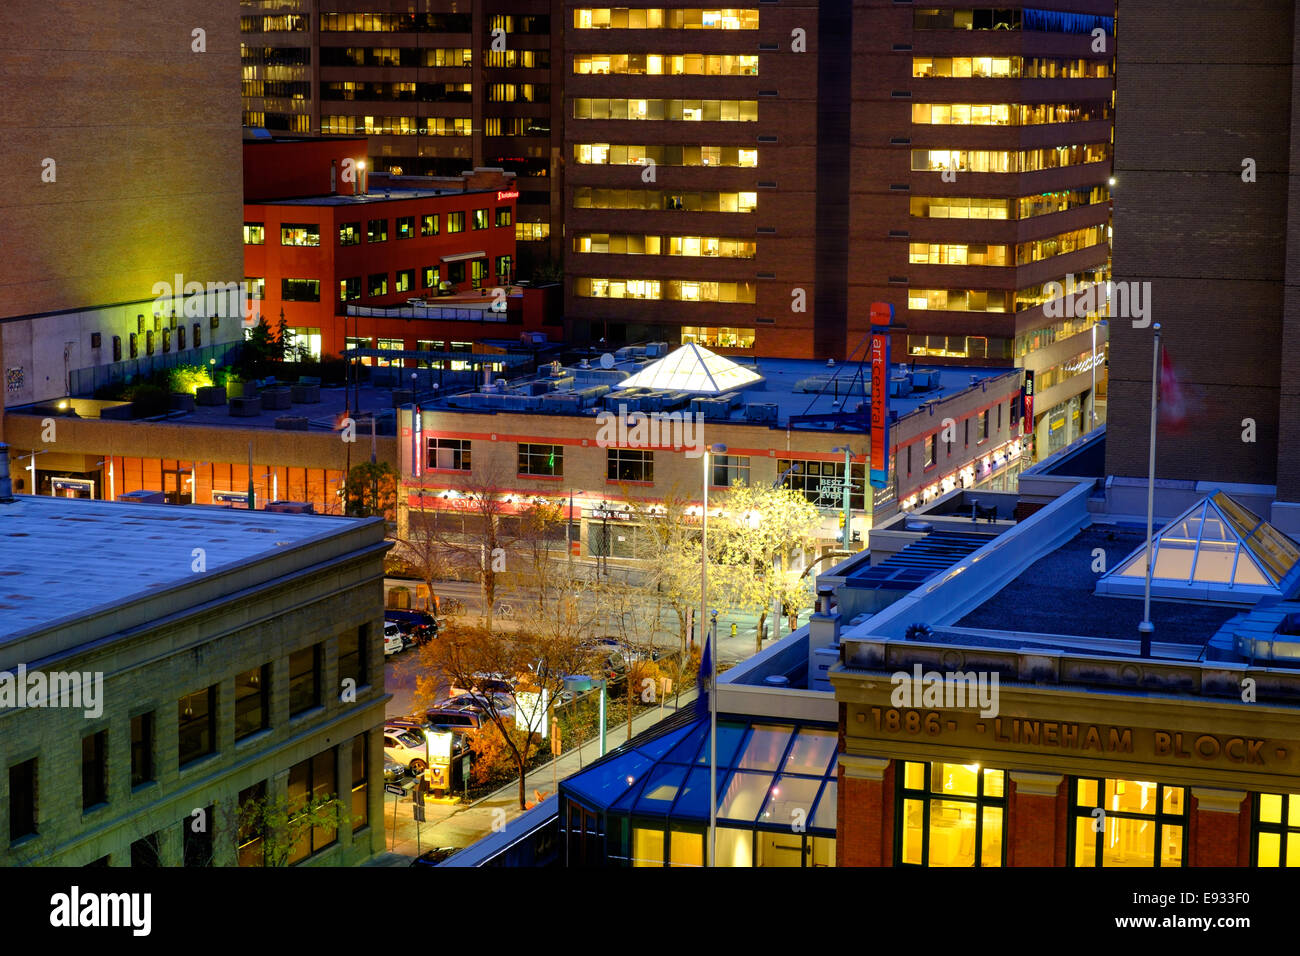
[383, 728, 430, 774]
[383, 622, 405, 656]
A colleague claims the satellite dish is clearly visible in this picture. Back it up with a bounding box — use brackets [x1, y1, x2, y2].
[599, 352, 615, 370]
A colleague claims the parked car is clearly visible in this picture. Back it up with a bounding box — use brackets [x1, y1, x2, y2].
[383, 755, 408, 785]
[410, 847, 459, 866]
[385, 719, 470, 758]
[385, 609, 440, 646]
[383, 728, 430, 773]
[411, 707, 485, 733]
[383, 623, 405, 656]
[444, 690, 515, 721]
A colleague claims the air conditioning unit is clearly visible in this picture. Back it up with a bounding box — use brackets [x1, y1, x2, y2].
[744, 403, 779, 424]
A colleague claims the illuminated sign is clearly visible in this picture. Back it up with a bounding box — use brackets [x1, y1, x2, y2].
[1022, 370, 1035, 436]
[869, 302, 893, 488]
[497, 189, 520, 201]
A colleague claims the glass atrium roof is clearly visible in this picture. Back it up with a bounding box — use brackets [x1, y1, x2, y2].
[614, 343, 764, 394]
[1098, 490, 1300, 603]
[562, 715, 838, 832]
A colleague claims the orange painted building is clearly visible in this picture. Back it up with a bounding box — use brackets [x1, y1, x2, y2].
[244, 138, 524, 361]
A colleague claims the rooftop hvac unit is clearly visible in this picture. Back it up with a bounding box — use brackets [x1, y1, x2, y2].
[265, 501, 315, 515]
[889, 375, 914, 397]
[744, 403, 779, 424]
[911, 369, 939, 391]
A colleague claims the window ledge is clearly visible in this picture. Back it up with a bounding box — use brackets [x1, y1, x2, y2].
[235, 727, 275, 749]
[518, 473, 564, 481]
[607, 479, 653, 486]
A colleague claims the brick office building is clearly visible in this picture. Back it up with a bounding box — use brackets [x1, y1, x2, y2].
[1107, 0, 1300, 500]
[244, 137, 521, 359]
[828, 437, 1300, 868]
[562, 0, 1113, 449]
[240, 0, 566, 273]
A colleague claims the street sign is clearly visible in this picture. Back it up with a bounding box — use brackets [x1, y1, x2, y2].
[384, 783, 405, 796]
[413, 804, 426, 822]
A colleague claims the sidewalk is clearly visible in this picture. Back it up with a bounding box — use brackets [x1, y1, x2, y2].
[371, 686, 700, 862]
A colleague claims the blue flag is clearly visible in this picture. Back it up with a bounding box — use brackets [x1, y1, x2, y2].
[694, 630, 712, 720]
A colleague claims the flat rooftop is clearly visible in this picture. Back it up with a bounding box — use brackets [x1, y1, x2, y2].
[0, 496, 360, 640]
[952, 523, 1241, 647]
[257, 187, 500, 206]
[432, 348, 1015, 432]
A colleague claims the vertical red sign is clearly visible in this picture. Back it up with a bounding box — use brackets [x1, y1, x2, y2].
[869, 302, 893, 488]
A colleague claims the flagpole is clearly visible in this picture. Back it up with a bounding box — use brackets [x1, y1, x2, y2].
[1139, 323, 1161, 655]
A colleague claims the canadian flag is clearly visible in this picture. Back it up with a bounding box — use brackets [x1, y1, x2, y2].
[1158, 347, 1187, 430]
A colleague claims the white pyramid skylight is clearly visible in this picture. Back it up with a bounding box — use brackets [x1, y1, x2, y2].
[615, 343, 763, 394]
[1097, 491, 1300, 604]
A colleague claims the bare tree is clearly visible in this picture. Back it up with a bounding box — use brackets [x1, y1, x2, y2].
[415, 598, 599, 810]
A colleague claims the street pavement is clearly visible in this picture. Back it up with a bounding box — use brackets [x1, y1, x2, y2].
[367, 685, 700, 865]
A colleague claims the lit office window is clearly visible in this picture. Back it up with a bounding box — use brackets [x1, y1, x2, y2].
[898, 761, 1006, 867]
[1071, 777, 1186, 867]
[1255, 793, 1300, 866]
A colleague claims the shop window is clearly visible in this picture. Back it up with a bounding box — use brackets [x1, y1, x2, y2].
[1255, 792, 1300, 866]
[898, 761, 1006, 867]
[1071, 777, 1186, 867]
[607, 448, 653, 482]
[519, 443, 563, 477]
[428, 438, 472, 471]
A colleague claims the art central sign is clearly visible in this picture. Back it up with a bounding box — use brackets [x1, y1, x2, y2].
[869, 302, 892, 489]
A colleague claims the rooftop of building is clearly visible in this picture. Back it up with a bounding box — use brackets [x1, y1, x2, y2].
[823, 429, 1300, 694]
[429, 342, 1018, 433]
[0, 494, 369, 641]
[253, 185, 506, 207]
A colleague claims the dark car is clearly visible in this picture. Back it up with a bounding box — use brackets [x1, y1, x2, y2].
[385, 610, 440, 647]
[410, 847, 459, 866]
[412, 707, 485, 733]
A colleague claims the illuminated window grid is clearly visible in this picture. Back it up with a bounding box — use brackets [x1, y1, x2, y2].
[1255, 793, 1300, 866]
[1071, 777, 1186, 867]
[898, 761, 1006, 867]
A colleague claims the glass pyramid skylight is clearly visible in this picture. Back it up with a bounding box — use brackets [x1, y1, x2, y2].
[615, 343, 763, 394]
[1097, 491, 1300, 603]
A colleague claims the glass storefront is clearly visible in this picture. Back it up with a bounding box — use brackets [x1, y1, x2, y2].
[561, 716, 838, 867]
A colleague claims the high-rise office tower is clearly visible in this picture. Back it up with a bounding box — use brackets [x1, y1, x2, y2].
[1107, 0, 1300, 507]
[564, 1, 1114, 460]
[240, 0, 566, 274]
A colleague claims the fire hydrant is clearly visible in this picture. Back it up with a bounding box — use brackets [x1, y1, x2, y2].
[730, 622, 737, 639]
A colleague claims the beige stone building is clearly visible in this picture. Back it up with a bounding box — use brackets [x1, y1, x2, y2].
[0, 484, 390, 866]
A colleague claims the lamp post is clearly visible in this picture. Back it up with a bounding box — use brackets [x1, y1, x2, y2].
[567, 489, 582, 575]
[832, 445, 856, 550]
[1090, 319, 1108, 429]
[702, 442, 725, 867]
[769, 462, 803, 643]
[708, 608, 719, 868]
[1139, 324, 1161, 655]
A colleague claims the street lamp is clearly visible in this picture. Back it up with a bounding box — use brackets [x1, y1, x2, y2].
[701, 442, 725, 868]
[832, 445, 856, 550]
[1091, 319, 1108, 429]
[769, 462, 803, 643]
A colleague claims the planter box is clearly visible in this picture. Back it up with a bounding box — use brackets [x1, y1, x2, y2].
[297, 376, 322, 387]
[274, 416, 310, 431]
[169, 392, 196, 413]
[229, 397, 261, 417]
[99, 402, 135, 421]
[261, 387, 292, 410]
[290, 383, 321, 404]
[227, 380, 258, 399]
[195, 385, 226, 406]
